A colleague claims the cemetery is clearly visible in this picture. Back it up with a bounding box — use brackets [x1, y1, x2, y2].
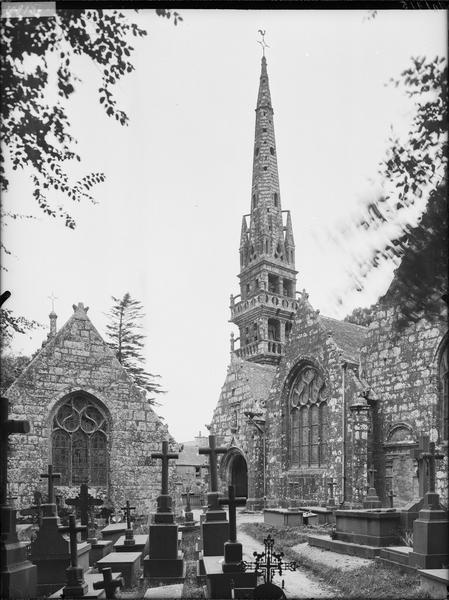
[1, 9, 447, 600]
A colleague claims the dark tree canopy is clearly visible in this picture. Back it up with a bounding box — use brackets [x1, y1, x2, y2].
[353, 56, 447, 329]
[106, 293, 164, 404]
[344, 305, 377, 328]
[0, 353, 31, 393]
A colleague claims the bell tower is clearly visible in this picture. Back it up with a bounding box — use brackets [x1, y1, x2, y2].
[230, 55, 298, 364]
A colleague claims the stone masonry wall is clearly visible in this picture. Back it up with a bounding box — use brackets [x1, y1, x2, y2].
[6, 304, 176, 514]
[360, 303, 448, 504]
[265, 296, 359, 507]
[211, 357, 276, 508]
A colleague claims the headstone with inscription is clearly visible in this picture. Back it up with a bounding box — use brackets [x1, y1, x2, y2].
[143, 441, 185, 581]
[0, 397, 37, 599]
[31, 465, 91, 595]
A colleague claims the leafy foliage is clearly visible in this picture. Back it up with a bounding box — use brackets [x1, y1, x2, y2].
[105, 293, 164, 404]
[355, 56, 447, 328]
[344, 305, 377, 328]
[0, 307, 41, 353]
[0, 353, 31, 393]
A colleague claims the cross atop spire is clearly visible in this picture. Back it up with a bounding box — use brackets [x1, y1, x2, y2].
[48, 292, 57, 314]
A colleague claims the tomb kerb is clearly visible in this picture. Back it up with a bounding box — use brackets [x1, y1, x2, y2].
[59, 515, 88, 597]
[198, 435, 230, 556]
[218, 485, 247, 572]
[0, 396, 37, 599]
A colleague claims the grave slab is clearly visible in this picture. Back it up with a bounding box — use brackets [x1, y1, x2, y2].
[334, 509, 401, 547]
[302, 506, 334, 525]
[96, 552, 141, 587]
[114, 533, 149, 565]
[418, 569, 449, 600]
[88, 539, 113, 566]
[144, 583, 184, 598]
[49, 573, 120, 599]
[264, 508, 303, 527]
[203, 556, 258, 600]
[100, 523, 127, 545]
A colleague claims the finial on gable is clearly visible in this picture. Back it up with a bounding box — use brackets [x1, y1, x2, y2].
[72, 302, 89, 314]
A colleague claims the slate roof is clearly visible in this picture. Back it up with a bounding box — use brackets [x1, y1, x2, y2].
[177, 441, 207, 466]
[320, 315, 368, 364]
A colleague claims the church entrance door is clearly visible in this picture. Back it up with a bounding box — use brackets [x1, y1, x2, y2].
[228, 453, 248, 498]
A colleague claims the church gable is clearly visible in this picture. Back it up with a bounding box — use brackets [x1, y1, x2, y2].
[6, 302, 174, 513]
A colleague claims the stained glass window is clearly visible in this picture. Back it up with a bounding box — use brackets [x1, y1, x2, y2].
[51, 393, 109, 486]
[290, 365, 327, 468]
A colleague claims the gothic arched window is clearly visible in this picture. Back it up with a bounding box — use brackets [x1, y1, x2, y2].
[439, 340, 448, 442]
[52, 393, 109, 486]
[289, 365, 327, 467]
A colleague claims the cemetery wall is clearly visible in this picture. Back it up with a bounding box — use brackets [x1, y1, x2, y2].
[360, 303, 448, 503]
[6, 304, 176, 513]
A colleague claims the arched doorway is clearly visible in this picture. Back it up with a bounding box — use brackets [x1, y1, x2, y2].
[228, 452, 248, 498]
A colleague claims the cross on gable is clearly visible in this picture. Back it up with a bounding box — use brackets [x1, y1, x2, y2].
[241, 535, 297, 584]
[198, 435, 227, 493]
[121, 500, 136, 529]
[218, 485, 246, 543]
[1, 397, 30, 505]
[59, 514, 86, 568]
[93, 567, 124, 599]
[40, 464, 61, 504]
[151, 440, 179, 496]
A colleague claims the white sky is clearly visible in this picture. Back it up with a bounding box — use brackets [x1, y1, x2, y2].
[2, 9, 447, 442]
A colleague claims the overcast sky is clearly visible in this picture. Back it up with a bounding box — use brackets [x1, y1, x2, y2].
[2, 8, 447, 442]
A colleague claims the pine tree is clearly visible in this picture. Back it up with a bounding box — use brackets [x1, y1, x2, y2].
[105, 293, 163, 404]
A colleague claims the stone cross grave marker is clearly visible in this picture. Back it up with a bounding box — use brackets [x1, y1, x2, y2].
[219, 485, 246, 544]
[388, 489, 397, 508]
[121, 500, 136, 545]
[367, 466, 376, 490]
[242, 534, 297, 584]
[151, 440, 179, 513]
[66, 483, 103, 541]
[218, 485, 247, 573]
[58, 514, 88, 597]
[1, 397, 30, 505]
[40, 464, 61, 505]
[93, 567, 123, 599]
[199, 435, 227, 494]
[327, 479, 337, 507]
[424, 441, 444, 494]
[185, 488, 192, 513]
[410, 434, 444, 497]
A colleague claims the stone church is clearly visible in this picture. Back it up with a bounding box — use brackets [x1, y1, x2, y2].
[210, 56, 448, 510]
[6, 302, 175, 513]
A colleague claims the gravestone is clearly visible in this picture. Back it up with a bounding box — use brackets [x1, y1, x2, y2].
[409, 442, 448, 569]
[198, 435, 230, 556]
[179, 488, 198, 532]
[219, 485, 247, 572]
[327, 479, 337, 509]
[0, 397, 37, 599]
[362, 466, 382, 509]
[388, 489, 397, 508]
[66, 483, 103, 541]
[92, 567, 124, 599]
[143, 441, 185, 581]
[114, 501, 149, 559]
[31, 465, 91, 595]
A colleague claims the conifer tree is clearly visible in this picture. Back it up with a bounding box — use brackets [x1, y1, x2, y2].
[106, 293, 163, 404]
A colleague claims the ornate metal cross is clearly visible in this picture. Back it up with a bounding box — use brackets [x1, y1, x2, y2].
[93, 567, 124, 599]
[40, 464, 61, 504]
[199, 435, 227, 493]
[66, 483, 103, 540]
[242, 534, 297, 583]
[1, 397, 30, 505]
[151, 440, 179, 496]
[59, 514, 86, 568]
[218, 485, 246, 543]
[122, 500, 136, 530]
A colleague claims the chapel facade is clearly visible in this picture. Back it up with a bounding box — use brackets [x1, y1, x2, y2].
[6, 302, 176, 513]
[210, 56, 448, 510]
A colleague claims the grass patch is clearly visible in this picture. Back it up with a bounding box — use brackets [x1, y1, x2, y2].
[240, 522, 428, 599]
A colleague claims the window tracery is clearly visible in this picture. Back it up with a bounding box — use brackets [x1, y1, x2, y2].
[52, 393, 108, 486]
[289, 366, 327, 467]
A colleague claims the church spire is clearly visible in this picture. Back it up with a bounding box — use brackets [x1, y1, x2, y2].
[230, 52, 298, 365]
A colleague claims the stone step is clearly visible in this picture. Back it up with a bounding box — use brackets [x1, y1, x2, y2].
[376, 546, 415, 574]
[307, 534, 381, 559]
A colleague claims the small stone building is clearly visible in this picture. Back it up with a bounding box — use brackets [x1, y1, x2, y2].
[6, 302, 176, 513]
[209, 56, 448, 511]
